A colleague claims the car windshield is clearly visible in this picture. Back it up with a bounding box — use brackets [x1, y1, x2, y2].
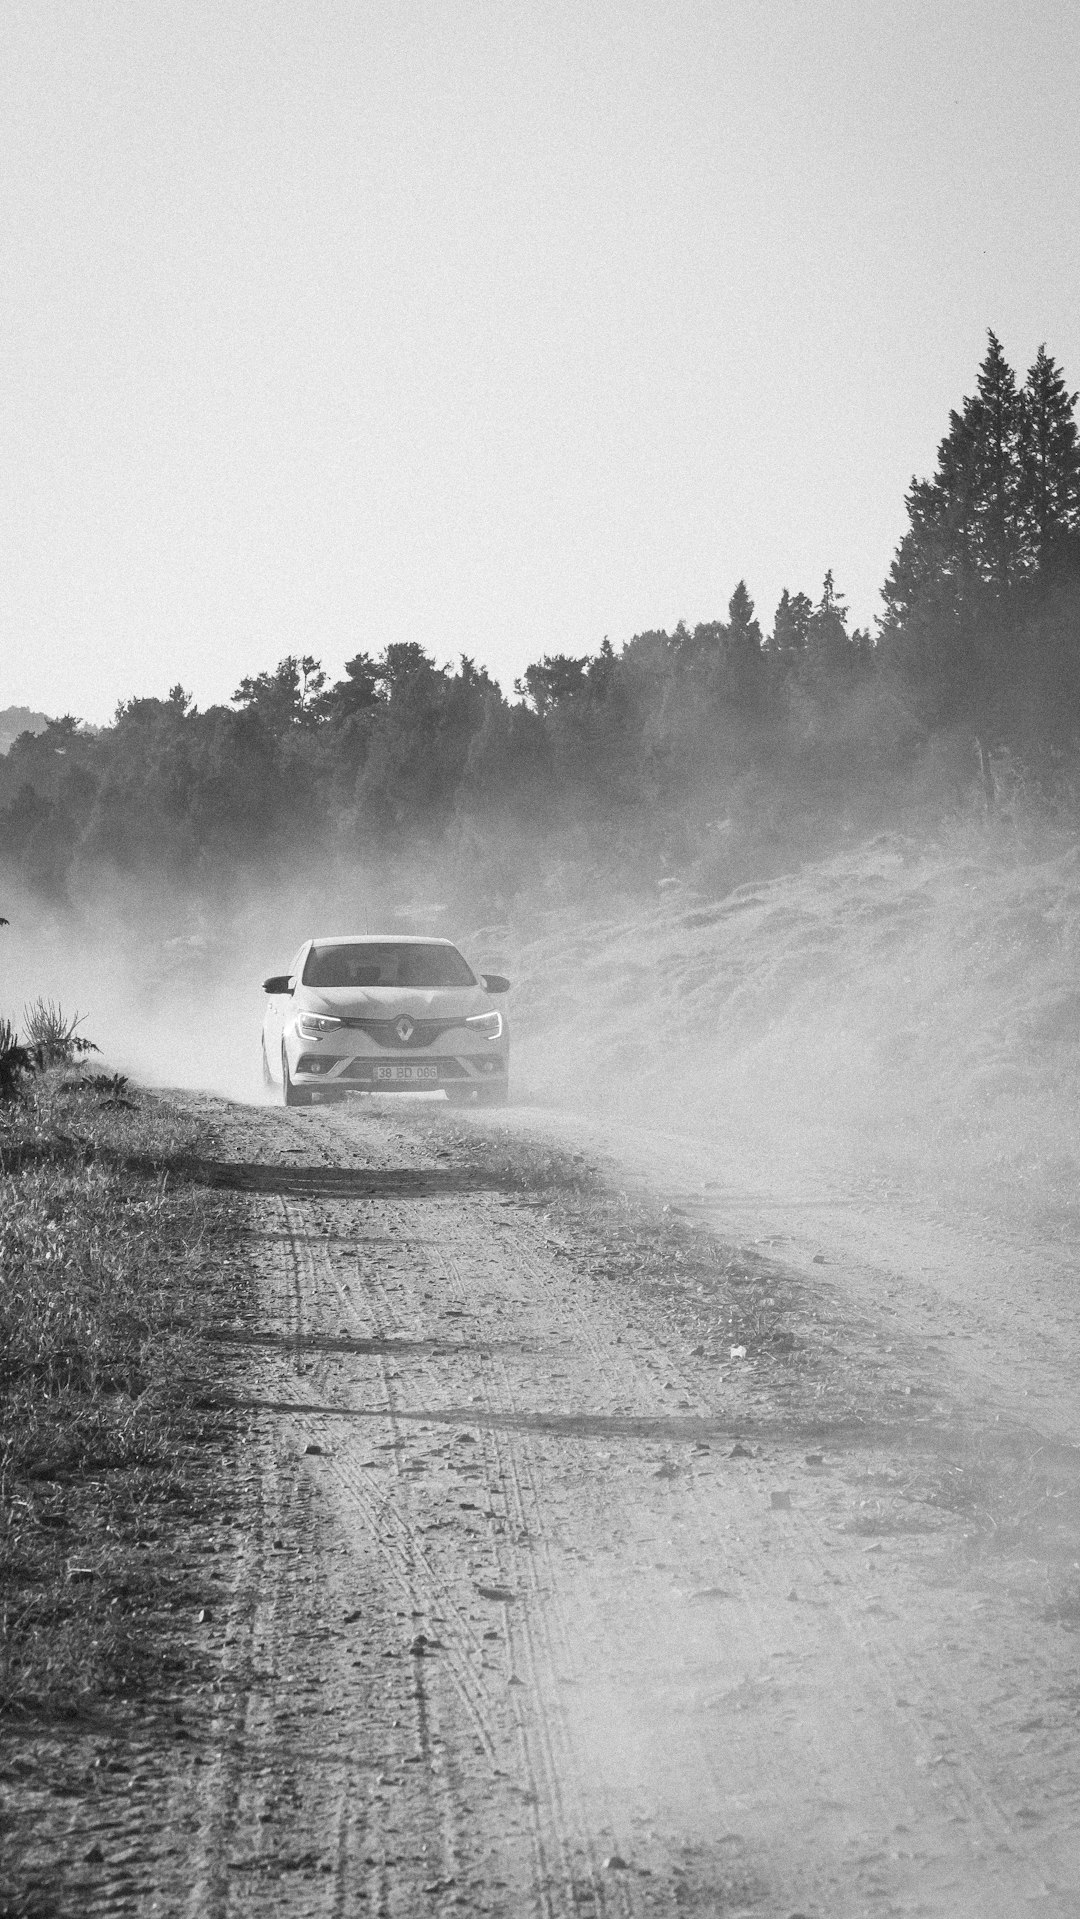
[302, 942, 476, 990]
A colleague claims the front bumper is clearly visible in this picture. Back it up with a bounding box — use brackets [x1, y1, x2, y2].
[292, 1051, 508, 1090]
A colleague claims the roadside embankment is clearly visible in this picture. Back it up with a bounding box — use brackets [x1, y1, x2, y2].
[510, 815, 1080, 1239]
[0, 1072, 251, 1915]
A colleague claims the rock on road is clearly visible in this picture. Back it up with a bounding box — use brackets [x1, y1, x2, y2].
[166, 1093, 1080, 1918]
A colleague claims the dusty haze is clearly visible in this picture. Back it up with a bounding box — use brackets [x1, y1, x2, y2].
[6, 800, 1080, 1911]
[4, 795, 1077, 1250]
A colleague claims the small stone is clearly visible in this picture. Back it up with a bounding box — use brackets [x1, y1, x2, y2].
[305, 1442, 326, 1456]
[729, 1442, 753, 1458]
[603, 1853, 629, 1870]
[85, 1844, 105, 1864]
[804, 1452, 824, 1466]
[197, 1607, 212, 1624]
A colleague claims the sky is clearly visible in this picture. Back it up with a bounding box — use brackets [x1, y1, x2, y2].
[1, 0, 1079, 724]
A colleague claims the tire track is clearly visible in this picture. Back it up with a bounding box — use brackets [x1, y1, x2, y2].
[322, 1198, 563, 1917]
[169, 1092, 1080, 1916]
[270, 1183, 594, 1917]
[431, 1242, 607, 1918]
[352, 1197, 652, 1915]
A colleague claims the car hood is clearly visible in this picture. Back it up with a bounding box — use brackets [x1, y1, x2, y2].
[296, 985, 489, 1021]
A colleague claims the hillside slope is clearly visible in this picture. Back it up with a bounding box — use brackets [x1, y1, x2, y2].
[511, 818, 1080, 1239]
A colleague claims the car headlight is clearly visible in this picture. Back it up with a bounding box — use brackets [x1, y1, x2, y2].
[465, 1010, 503, 1040]
[296, 1013, 343, 1039]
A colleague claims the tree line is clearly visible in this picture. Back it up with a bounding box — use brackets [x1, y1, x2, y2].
[2, 332, 1078, 905]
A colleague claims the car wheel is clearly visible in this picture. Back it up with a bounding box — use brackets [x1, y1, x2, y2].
[282, 1046, 310, 1108]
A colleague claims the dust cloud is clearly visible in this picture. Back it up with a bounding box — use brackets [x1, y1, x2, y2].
[5, 792, 1080, 1905]
[512, 815, 1080, 1241]
[0, 862, 440, 1103]
[3, 796, 1079, 1240]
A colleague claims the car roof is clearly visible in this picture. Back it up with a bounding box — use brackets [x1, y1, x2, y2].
[307, 934, 460, 946]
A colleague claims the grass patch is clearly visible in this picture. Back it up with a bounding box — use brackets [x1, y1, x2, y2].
[0, 1069, 246, 1721]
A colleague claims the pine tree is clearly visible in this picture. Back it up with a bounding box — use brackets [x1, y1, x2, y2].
[713, 581, 764, 711]
[768, 588, 812, 660]
[880, 332, 1080, 726]
[318, 653, 384, 721]
[233, 656, 326, 733]
[516, 654, 589, 716]
[1020, 345, 1080, 565]
[882, 333, 1028, 625]
[726, 581, 763, 664]
[970, 331, 1025, 592]
[805, 571, 850, 672]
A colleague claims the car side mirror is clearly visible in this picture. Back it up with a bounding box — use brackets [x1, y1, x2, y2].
[481, 973, 510, 994]
[262, 974, 293, 995]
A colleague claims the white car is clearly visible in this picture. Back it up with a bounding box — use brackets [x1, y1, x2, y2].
[261, 935, 510, 1108]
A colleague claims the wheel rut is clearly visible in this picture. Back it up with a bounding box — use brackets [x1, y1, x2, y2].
[162, 1094, 1080, 1918]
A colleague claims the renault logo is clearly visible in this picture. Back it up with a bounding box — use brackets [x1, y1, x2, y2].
[394, 1016, 415, 1044]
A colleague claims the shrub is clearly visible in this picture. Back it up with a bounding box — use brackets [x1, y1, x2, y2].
[22, 999, 99, 1067]
[0, 1018, 32, 1103]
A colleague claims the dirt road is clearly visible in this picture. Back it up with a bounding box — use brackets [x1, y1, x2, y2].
[151, 1093, 1080, 1917]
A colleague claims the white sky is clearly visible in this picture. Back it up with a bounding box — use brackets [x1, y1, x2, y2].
[2, 0, 1078, 722]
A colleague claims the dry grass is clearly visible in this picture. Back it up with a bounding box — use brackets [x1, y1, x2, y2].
[21, 999, 98, 1066]
[0, 1068, 245, 1721]
[510, 810, 1080, 1233]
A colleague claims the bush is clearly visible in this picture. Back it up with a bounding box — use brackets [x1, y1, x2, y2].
[22, 999, 99, 1067]
[0, 1017, 31, 1103]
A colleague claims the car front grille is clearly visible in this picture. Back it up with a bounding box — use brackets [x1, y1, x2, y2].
[337, 1017, 462, 1049]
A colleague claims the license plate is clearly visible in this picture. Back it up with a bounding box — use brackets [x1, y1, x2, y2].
[372, 1063, 439, 1084]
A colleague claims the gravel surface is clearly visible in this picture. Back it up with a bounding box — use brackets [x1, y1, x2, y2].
[11, 1089, 1080, 1917]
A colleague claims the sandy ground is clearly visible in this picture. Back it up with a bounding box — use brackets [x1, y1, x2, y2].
[504, 1102, 1080, 1454]
[22, 1089, 1080, 1917]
